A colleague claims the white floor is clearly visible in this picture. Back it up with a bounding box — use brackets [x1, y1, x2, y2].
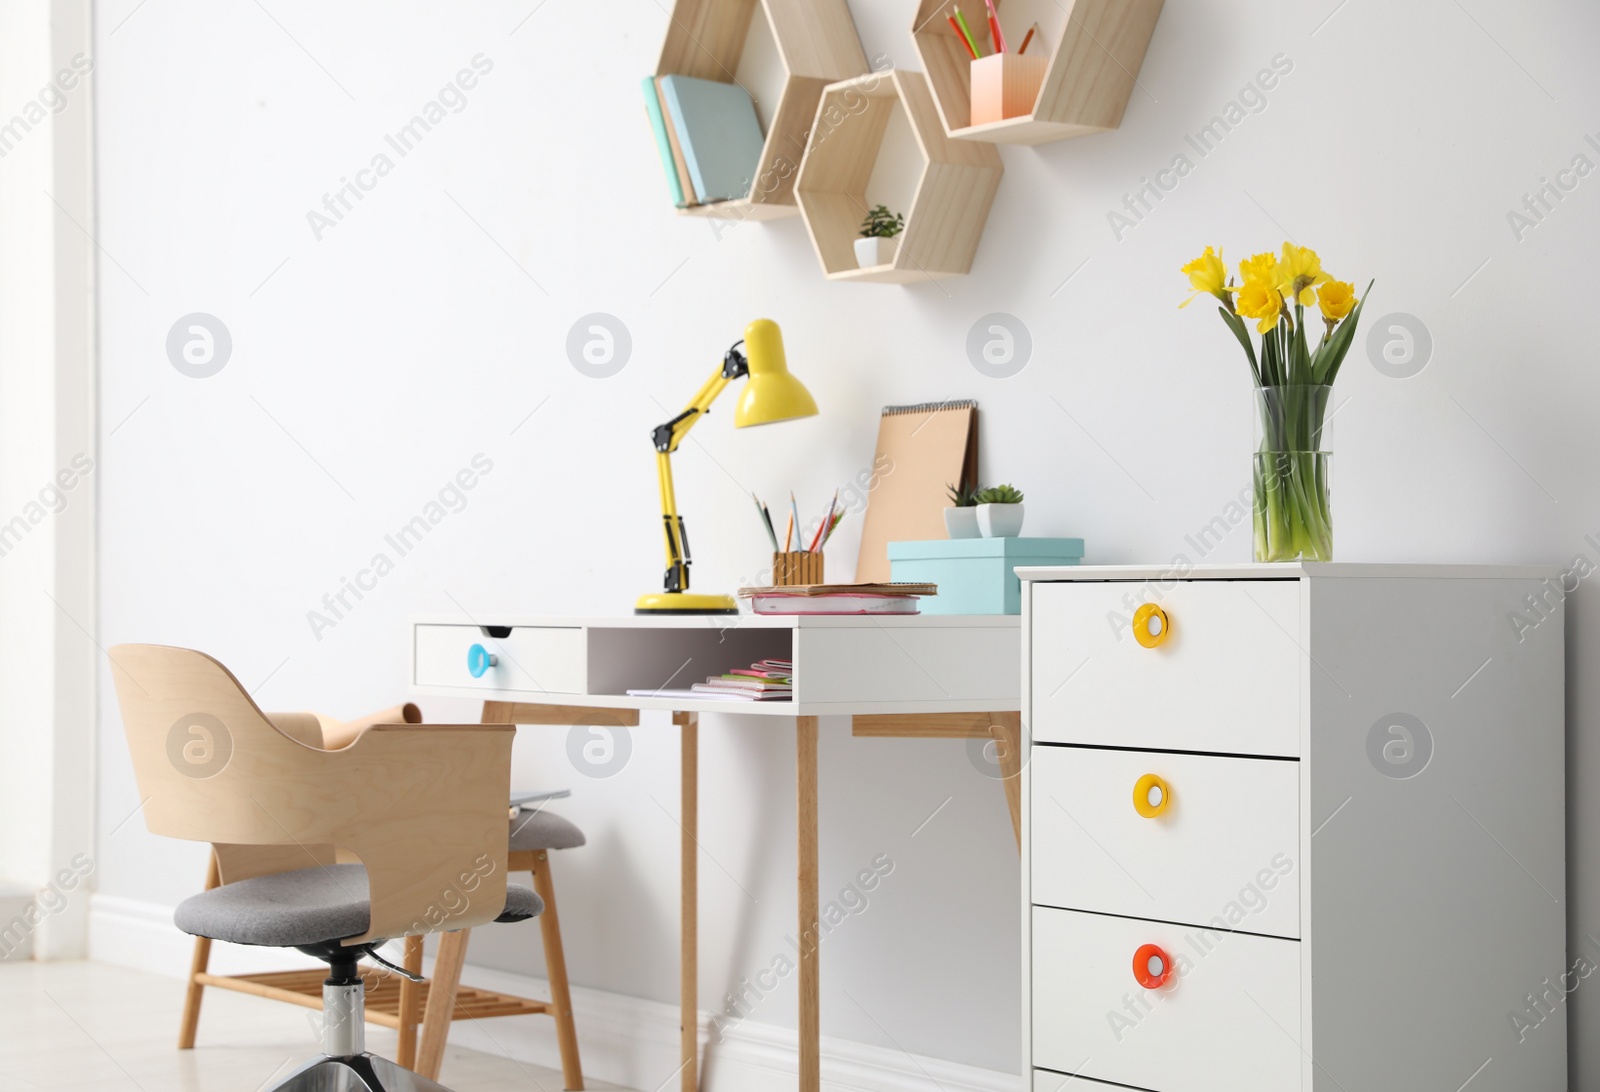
[0, 960, 629, 1091]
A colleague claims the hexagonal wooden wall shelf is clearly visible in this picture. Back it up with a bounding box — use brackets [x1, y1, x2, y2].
[910, 0, 1163, 145]
[655, 0, 868, 220]
[794, 69, 1003, 284]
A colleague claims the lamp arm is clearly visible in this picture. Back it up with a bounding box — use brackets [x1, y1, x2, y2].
[647, 342, 748, 594]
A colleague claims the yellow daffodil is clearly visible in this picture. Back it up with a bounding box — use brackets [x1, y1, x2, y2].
[1239, 250, 1282, 289]
[1236, 280, 1283, 334]
[1279, 242, 1330, 305]
[1317, 279, 1357, 323]
[1179, 247, 1232, 308]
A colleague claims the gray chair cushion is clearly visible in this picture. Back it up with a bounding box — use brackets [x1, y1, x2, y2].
[174, 862, 541, 947]
[509, 809, 586, 852]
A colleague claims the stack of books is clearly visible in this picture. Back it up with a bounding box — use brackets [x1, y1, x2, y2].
[624, 658, 794, 702]
[641, 74, 765, 210]
[737, 583, 937, 615]
[691, 658, 793, 701]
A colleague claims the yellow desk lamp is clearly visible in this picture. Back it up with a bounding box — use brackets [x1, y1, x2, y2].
[636, 318, 818, 614]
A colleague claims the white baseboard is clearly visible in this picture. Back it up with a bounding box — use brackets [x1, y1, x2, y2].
[89, 893, 1017, 1092]
[0, 885, 35, 962]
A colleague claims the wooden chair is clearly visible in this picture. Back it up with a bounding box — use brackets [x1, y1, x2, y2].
[171, 698, 589, 1089]
[110, 643, 537, 1092]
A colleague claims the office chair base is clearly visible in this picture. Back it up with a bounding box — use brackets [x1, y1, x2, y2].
[266, 1051, 454, 1092]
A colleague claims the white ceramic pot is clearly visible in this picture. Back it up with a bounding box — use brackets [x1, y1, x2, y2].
[855, 236, 898, 269]
[944, 506, 980, 539]
[976, 502, 1024, 538]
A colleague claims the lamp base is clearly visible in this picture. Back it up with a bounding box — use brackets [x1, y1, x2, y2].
[635, 592, 739, 615]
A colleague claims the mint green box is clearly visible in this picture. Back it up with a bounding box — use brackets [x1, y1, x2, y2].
[888, 538, 1085, 615]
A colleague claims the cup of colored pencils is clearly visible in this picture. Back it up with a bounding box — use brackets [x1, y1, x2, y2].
[754, 491, 844, 586]
[950, 3, 1047, 128]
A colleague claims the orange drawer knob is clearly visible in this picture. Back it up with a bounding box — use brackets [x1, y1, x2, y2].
[1133, 943, 1173, 990]
[1133, 603, 1170, 648]
[1133, 773, 1171, 818]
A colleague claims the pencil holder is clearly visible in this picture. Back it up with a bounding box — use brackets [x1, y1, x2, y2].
[970, 53, 1048, 126]
[772, 551, 825, 586]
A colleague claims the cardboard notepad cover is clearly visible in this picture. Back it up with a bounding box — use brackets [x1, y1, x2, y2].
[658, 75, 765, 203]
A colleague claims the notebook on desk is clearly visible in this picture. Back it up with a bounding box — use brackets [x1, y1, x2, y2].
[855, 401, 979, 583]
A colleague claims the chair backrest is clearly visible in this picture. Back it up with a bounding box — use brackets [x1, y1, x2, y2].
[110, 644, 514, 944]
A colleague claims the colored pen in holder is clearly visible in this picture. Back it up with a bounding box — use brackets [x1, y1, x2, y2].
[772, 551, 825, 587]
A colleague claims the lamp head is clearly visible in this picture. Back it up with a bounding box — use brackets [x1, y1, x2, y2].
[734, 319, 818, 427]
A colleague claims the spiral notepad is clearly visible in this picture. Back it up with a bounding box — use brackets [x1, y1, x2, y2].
[854, 400, 979, 582]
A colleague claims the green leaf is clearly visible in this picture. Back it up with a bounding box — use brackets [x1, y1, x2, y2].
[1310, 279, 1376, 385]
[1218, 306, 1260, 384]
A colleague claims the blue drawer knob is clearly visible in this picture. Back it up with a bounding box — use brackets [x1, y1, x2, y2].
[467, 643, 499, 678]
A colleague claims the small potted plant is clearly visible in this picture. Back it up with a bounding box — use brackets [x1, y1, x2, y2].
[974, 483, 1024, 538]
[855, 204, 904, 269]
[944, 482, 981, 539]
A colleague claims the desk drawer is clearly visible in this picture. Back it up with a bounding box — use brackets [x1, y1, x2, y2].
[1030, 746, 1300, 938]
[1031, 906, 1301, 1092]
[414, 624, 586, 694]
[1030, 579, 1301, 757]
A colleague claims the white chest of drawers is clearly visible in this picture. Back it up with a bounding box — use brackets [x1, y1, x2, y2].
[1018, 564, 1566, 1092]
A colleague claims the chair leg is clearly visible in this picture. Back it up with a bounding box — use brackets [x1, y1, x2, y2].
[530, 850, 585, 1090]
[178, 852, 222, 1048]
[395, 935, 425, 1070]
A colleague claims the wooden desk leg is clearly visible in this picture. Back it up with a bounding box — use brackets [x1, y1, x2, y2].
[675, 711, 700, 1092]
[992, 712, 1023, 851]
[796, 715, 820, 1092]
[396, 935, 425, 1070]
[417, 929, 469, 1081]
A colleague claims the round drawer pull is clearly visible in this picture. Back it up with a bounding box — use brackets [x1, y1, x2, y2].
[1133, 943, 1173, 990]
[1133, 603, 1170, 648]
[467, 643, 499, 678]
[1133, 773, 1171, 818]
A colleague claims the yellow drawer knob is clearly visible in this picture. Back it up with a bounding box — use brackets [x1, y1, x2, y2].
[1133, 773, 1171, 818]
[1133, 603, 1169, 648]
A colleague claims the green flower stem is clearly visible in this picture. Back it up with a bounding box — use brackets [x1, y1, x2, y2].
[1254, 384, 1333, 562]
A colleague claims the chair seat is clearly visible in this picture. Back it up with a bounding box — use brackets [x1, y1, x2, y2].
[509, 808, 586, 852]
[175, 863, 541, 947]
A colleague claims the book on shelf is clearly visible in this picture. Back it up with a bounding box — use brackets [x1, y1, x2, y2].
[624, 687, 752, 701]
[657, 74, 764, 204]
[624, 657, 797, 702]
[738, 582, 937, 598]
[751, 594, 921, 615]
[640, 76, 686, 206]
[738, 581, 935, 616]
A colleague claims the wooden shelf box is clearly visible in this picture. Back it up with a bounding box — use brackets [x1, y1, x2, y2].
[794, 69, 1003, 284]
[910, 0, 1164, 145]
[655, 0, 868, 220]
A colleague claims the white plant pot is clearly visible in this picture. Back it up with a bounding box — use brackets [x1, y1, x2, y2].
[976, 502, 1024, 538]
[855, 236, 898, 269]
[944, 506, 980, 539]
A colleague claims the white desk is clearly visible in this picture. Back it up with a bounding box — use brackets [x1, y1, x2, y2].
[411, 613, 1021, 1092]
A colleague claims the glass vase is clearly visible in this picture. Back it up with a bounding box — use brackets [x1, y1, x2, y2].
[1253, 385, 1333, 562]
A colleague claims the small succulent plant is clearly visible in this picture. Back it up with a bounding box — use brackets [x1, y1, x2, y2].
[859, 204, 905, 239]
[975, 483, 1024, 504]
[946, 482, 981, 507]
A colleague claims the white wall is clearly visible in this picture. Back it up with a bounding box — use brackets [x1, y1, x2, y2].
[91, 0, 1600, 1084]
[0, 0, 97, 959]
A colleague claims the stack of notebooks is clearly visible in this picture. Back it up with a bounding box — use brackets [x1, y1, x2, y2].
[693, 658, 793, 700]
[626, 658, 793, 702]
[641, 74, 765, 209]
[737, 583, 938, 615]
